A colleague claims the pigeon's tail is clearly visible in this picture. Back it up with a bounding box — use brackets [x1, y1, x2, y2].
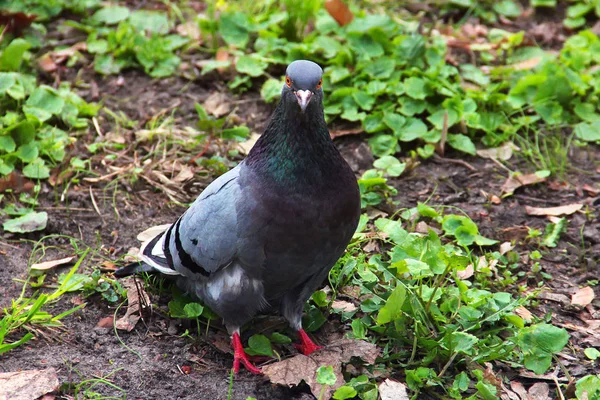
[114, 261, 155, 277]
[115, 225, 181, 278]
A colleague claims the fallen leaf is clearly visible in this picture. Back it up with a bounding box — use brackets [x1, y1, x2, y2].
[31, 255, 76, 271]
[137, 224, 171, 242]
[499, 242, 515, 255]
[203, 92, 231, 117]
[172, 165, 194, 183]
[0, 368, 59, 400]
[0, 171, 34, 193]
[571, 286, 595, 307]
[330, 127, 363, 139]
[238, 132, 261, 155]
[509, 381, 529, 399]
[331, 300, 357, 313]
[538, 291, 570, 305]
[379, 379, 409, 400]
[96, 316, 113, 328]
[477, 141, 518, 161]
[115, 278, 150, 331]
[501, 172, 548, 196]
[324, 0, 353, 26]
[582, 184, 599, 196]
[0, 11, 36, 34]
[457, 263, 474, 280]
[514, 306, 533, 323]
[175, 21, 201, 41]
[525, 203, 583, 216]
[511, 57, 542, 71]
[528, 382, 550, 400]
[262, 339, 379, 398]
[38, 54, 58, 72]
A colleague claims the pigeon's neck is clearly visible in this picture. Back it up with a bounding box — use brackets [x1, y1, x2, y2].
[246, 100, 345, 187]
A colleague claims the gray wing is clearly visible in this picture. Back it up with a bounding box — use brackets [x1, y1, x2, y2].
[163, 164, 242, 278]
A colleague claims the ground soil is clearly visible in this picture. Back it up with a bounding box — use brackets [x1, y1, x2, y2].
[1, 6, 600, 400]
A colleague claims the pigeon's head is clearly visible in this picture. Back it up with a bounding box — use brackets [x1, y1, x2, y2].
[283, 60, 324, 113]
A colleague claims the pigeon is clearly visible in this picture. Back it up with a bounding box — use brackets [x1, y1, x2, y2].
[115, 60, 361, 374]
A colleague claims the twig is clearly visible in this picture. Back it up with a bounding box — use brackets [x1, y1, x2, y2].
[89, 187, 102, 216]
[432, 154, 476, 171]
[553, 375, 566, 400]
[92, 117, 103, 137]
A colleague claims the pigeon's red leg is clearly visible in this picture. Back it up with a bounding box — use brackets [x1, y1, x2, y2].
[294, 329, 323, 355]
[231, 332, 261, 374]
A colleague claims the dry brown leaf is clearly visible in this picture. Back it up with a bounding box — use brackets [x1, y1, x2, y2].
[203, 92, 231, 117]
[499, 242, 515, 255]
[477, 142, 518, 161]
[501, 172, 548, 196]
[0, 171, 34, 193]
[176, 21, 201, 41]
[324, 0, 353, 26]
[137, 224, 171, 242]
[511, 57, 542, 71]
[96, 316, 113, 328]
[538, 291, 570, 305]
[0, 368, 59, 400]
[571, 286, 595, 307]
[238, 132, 261, 155]
[330, 127, 363, 139]
[172, 165, 194, 183]
[38, 54, 58, 73]
[262, 339, 379, 398]
[582, 184, 599, 196]
[379, 379, 409, 400]
[510, 381, 529, 399]
[528, 382, 550, 399]
[457, 263, 474, 280]
[362, 240, 379, 253]
[115, 278, 150, 332]
[30, 255, 76, 271]
[515, 306, 533, 323]
[525, 203, 583, 216]
[331, 300, 357, 313]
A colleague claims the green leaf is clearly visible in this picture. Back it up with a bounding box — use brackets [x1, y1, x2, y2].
[373, 155, 405, 177]
[574, 122, 600, 142]
[183, 302, 204, 318]
[22, 158, 50, 179]
[531, 0, 556, 6]
[312, 290, 328, 307]
[329, 67, 351, 83]
[0, 135, 17, 153]
[576, 375, 600, 400]
[3, 211, 48, 233]
[447, 134, 476, 155]
[0, 38, 31, 71]
[247, 334, 273, 357]
[446, 331, 478, 355]
[363, 58, 396, 79]
[270, 332, 292, 344]
[0, 72, 16, 93]
[129, 10, 170, 33]
[404, 77, 427, 100]
[25, 86, 65, 115]
[333, 386, 357, 400]
[219, 12, 250, 47]
[261, 78, 281, 103]
[316, 366, 337, 386]
[221, 126, 249, 141]
[542, 217, 566, 248]
[517, 323, 570, 374]
[235, 55, 267, 77]
[303, 307, 327, 332]
[584, 347, 600, 360]
[352, 92, 375, 111]
[399, 118, 428, 142]
[493, 0, 522, 17]
[377, 285, 406, 324]
[91, 6, 130, 25]
[16, 142, 39, 162]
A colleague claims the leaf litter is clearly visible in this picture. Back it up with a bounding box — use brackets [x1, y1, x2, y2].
[0, 368, 59, 400]
[115, 277, 151, 332]
[262, 338, 379, 398]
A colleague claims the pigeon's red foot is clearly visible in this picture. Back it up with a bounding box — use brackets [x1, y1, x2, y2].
[231, 332, 261, 374]
[294, 329, 323, 356]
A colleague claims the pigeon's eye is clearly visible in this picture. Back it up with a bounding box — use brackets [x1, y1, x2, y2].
[285, 76, 292, 87]
[316, 79, 322, 89]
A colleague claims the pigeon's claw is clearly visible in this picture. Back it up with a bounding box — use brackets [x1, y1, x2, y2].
[232, 332, 262, 374]
[294, 329, 323, 356]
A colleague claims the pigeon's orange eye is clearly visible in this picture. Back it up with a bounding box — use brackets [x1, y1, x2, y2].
[285, 76, 292, 87]
[316, 79, 322, 89]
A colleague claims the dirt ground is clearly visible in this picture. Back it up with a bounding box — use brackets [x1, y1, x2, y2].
[2, 11, 600, 399]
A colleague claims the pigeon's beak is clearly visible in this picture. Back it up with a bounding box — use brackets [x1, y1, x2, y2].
[295, 90, 313, 113]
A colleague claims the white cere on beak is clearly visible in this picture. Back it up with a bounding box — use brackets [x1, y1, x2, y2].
[295, 90, 313, 112]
